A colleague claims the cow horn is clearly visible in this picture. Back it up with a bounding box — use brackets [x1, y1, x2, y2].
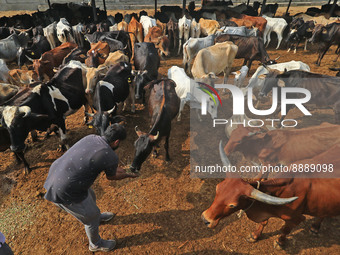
[85, 112, 94, 117]
[275, 56, 281, 61]
[150, 131, 159, 141]
[0, 106, 4, 115]
[106, 105, 116, 115]
[25, 54, 35, 62]
[18, 106, 31, 117]
[219, 140, 232, 167]
[249, 189, 298, 205]
[135, 126, 140, 132]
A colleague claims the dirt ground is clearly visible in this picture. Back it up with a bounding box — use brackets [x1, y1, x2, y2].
[1, 5, 340, 255]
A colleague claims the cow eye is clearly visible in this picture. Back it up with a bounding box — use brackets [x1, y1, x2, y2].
[228, 204, 237, 208]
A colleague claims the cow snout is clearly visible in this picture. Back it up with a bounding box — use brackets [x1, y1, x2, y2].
[85, 88, 93, 94]
[201, 214, 211, 227]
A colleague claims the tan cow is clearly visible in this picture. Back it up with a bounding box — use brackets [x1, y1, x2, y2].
[191, 41, 238, 83]
[199, 18, 220, 36]
[117, 21, 128, 32]
[8, 69, 38, 86]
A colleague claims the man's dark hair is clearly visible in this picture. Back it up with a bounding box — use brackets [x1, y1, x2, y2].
[103, 124, 127, 143]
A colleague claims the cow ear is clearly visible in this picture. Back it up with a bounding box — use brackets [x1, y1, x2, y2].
[258, 74, 267, 80]
[278, 79, 285, 87]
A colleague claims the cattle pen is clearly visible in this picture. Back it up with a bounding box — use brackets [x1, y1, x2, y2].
[1, 1, 340, 255]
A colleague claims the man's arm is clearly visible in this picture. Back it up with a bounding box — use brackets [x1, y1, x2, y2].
[106, 166, 139, 180]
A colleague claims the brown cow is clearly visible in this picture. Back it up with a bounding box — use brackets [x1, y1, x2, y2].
[224, 123, 340, 166]
[144, 26, 170, 57]
[230, 17, 254, 28]
[202, 142, 340, 250]
[8, 69, 38, 86]
[32, 42, 77, 80]
[241, 15, 267, 36]
[128, 16, 144, 59]
[85, 41, 110, 67]
[215, 34, 276, 70]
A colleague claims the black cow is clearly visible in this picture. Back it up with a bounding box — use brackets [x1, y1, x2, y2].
[262, 3, 279, 17]
[17, 35, 51, 67]
[130, 79, 180, 172]
[133, 42, 160, 103]
[215, 34, 276, 70]
[0, 67, 86, 174]
[87, 62, 133, 135]
[0, 27, 14, 40]
[259, 69, 340, 123]
[286, 20, 315, 53]
[115, 13, 124, 24]
[96, 20, 112, 32]
[309, 23, 340, 66]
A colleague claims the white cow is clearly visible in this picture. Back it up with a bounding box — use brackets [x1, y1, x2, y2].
[263, 15, 288, 49]
[247, 61, 310, 89]
[56, 18, 75, 44]
[190, 18, 201, 38]
[168, 66, 218, 121]
[0, 59, 9, 82]
[140, 15, 157, 37]
[183, 34, 216, 74]
[178, 15, 192, 55]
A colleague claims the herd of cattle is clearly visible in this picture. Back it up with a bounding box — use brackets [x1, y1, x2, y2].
[1, 1, 340, 251]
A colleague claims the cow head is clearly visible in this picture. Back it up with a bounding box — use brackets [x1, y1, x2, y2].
[130, 126, 159, 172]
[86, 107, 121, 135]
[202, 141, 298, 228]
[0, 106, 48, 152]
[32, 59, 51, 81]
[258, 68, 286, 98]
[85, 66, 107, 94]
[131, 70, 148, 100]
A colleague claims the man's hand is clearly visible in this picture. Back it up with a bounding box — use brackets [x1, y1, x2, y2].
[106, 167, 139, 180]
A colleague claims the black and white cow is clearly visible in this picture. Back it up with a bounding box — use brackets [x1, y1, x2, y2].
[87, 62, 133, 135]
[0, 67, 86, 174]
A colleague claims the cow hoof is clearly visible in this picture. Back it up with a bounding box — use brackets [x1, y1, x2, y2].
[273, 240, 284, 250]
[246, 233, 258, 243]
